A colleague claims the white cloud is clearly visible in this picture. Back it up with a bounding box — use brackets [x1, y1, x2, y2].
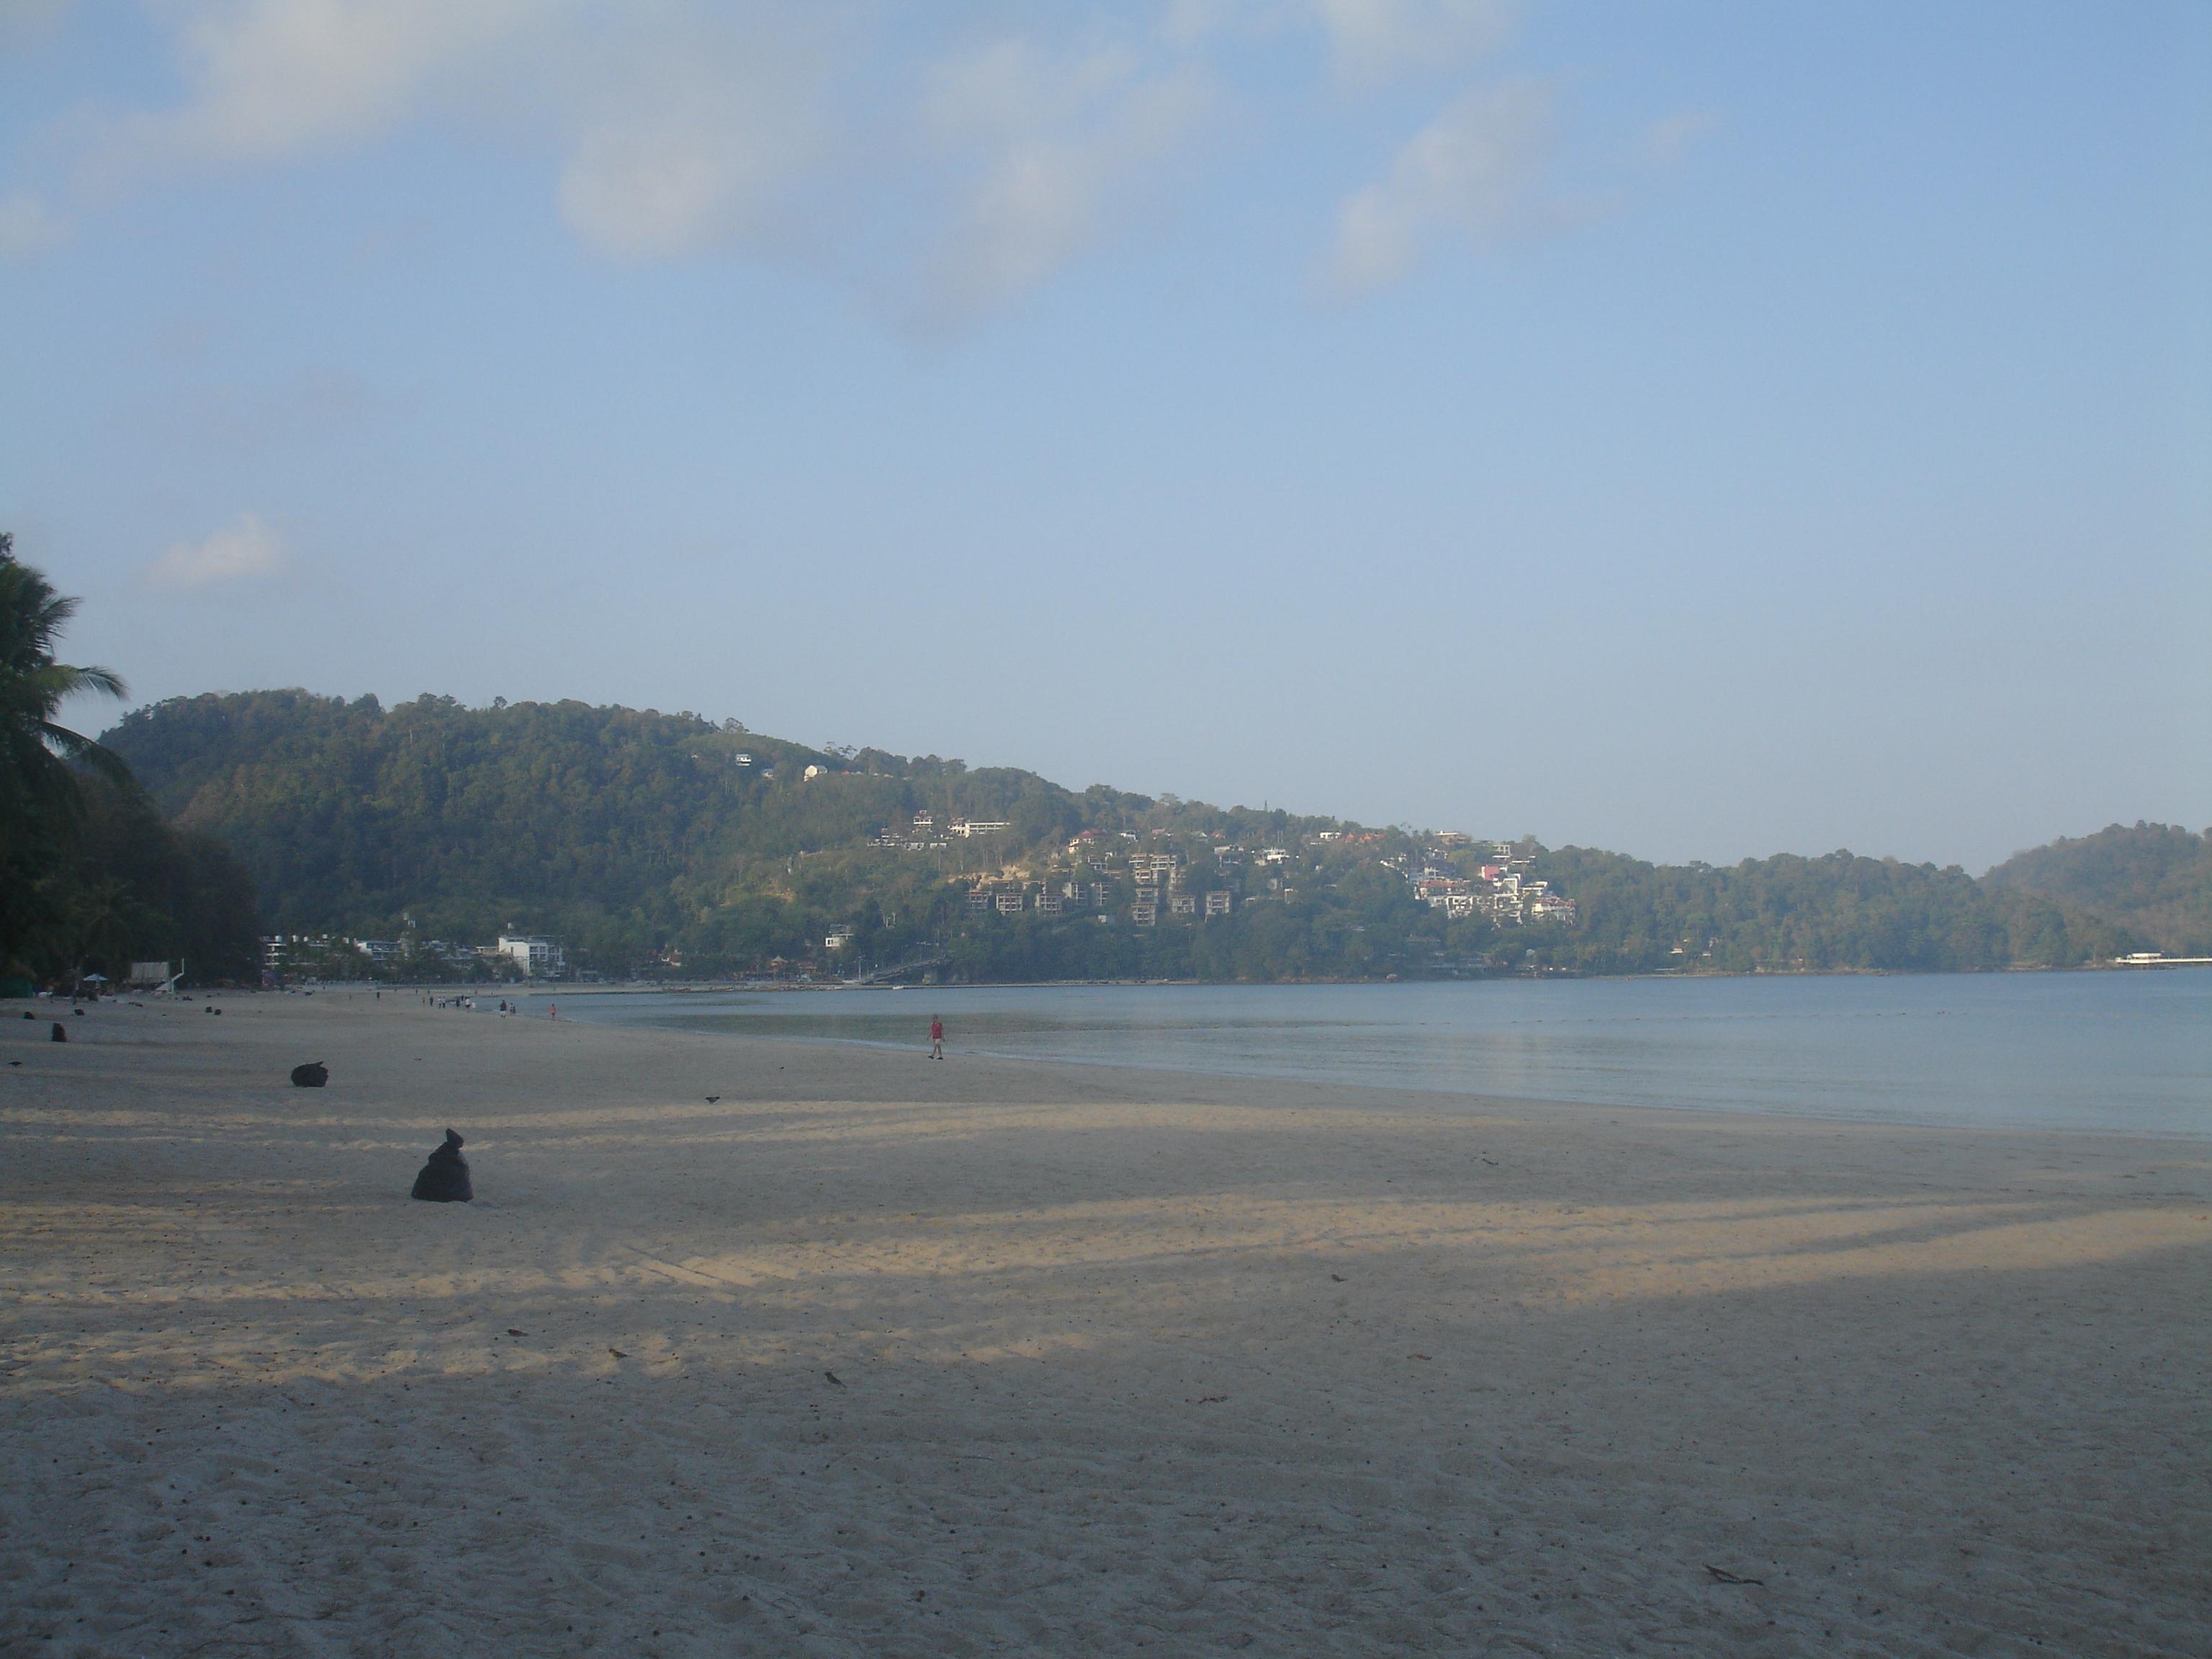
[0, 189, 68, 259]
[10, 2, 1658, 325]
[86, 0, 539, 181]
[917, 39, 1216, 325]
[66, 1, 842, 261]
[1324, 77, 1557, 295]
[553, 7, 838, 260]
[148, 513, 288, 590]
[1161, 0, 1252, 48]
[1164, 0, 1513, 80]
[1639, 109, 1719, 168]
[1310, 0, 1515, 85]
[0, 0, 74, 48]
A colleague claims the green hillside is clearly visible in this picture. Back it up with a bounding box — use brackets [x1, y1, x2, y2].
[102, 691, 1347, 979]
[1983, 823, 2212, 956]
[102, 691, 2141, 981]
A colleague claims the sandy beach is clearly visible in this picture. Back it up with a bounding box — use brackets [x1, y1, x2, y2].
[2, 994, 2206, 1658]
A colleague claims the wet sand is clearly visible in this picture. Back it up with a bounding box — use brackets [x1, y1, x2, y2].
[2, 993, 2207, 1656]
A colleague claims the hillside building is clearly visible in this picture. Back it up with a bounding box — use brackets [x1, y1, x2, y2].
[495, 935, 567, 978]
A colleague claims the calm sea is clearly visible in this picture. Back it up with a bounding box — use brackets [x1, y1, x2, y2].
[549, 971, 2212, 1140]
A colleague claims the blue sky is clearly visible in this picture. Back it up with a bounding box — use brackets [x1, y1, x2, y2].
[3, 1, 2206, 871]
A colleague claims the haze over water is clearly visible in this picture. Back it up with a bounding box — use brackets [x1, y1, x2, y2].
[559, 970, 2211, 1141]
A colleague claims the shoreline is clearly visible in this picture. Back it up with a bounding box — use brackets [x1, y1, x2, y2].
[6, 997, 2207, 1655]
[533, 973, 2211, 1146]
[125, 956, 2201, 1002]
[544, 1007, 2212, 1148]
[585, 958, 2198, 989]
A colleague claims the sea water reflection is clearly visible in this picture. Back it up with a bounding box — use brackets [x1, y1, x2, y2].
[554, 971, 2212, 1139]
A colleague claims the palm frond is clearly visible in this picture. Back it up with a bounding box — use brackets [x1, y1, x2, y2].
[53, 663, 126, 702]
[40, 721, 137, 787]
[4, 660, 127, 721]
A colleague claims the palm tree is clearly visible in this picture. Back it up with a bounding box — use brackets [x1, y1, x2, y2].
[1, 531, 132, 838]
[1, 534, 137, 976]
[62, 873, 137, 996]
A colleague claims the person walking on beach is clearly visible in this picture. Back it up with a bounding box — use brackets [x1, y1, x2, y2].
[930, 1016, 944, 1060]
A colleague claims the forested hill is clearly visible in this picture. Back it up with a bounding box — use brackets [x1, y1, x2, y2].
[1983, 823, 2212, 956]
[103, 690, 2154, 981]
[101, 691, 1340, 976]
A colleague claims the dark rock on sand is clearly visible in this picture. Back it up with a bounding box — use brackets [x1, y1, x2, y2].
[410, 1129, 472, 1203]
[50, 1022, 66, 1043]
[290, 1061, 329, 1088]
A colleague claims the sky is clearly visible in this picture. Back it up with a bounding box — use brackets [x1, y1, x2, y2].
[2, 1, 2207, 873]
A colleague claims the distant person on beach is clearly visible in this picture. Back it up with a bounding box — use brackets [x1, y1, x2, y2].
[930, 1016, 944, 1059]
[548, 1002, 557, 1020]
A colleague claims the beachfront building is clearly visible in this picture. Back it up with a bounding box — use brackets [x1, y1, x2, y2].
[495, 934, 567, 979]
[1205, 890, 1233, 917]
[261, 933, 357, 976]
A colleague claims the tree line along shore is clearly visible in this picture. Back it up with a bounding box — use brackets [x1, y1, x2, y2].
[75, 690, 2212, 986]
[5, 540, 2206, 991]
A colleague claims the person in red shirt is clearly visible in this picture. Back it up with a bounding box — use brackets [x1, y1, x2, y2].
[930, 1016, 944, 1060]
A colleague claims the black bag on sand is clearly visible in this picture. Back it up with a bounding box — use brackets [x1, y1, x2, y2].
[50, 1022, 66, 1043]
[410, 1129, 472, 1202]
[291, 1061, 329, 1088]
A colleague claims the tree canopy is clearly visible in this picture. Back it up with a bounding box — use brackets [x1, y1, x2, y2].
[98, 688, 2163, 984]
[1983, 822, 2212, 956]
